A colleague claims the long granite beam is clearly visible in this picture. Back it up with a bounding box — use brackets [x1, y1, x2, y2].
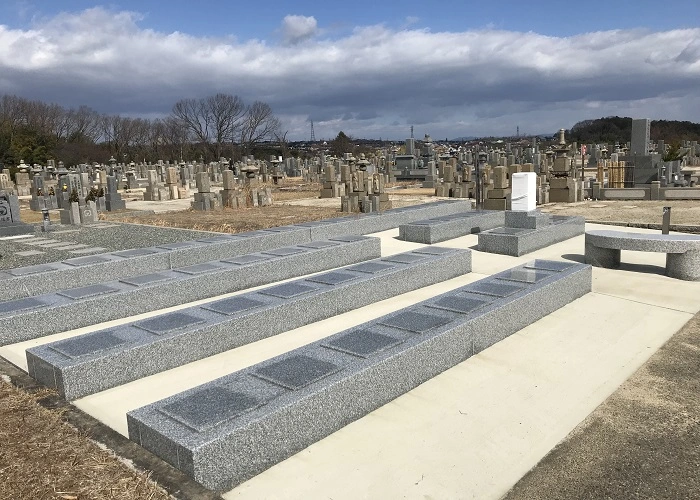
[477, 215, 585, 256]
[295, 199, 473, 240]
[1, 200, 471, 301]
[398, 210, 505, 243]
[27, 247, 472, 400]
[2, 236, 380, 345]
[0, 229, 311, 301]
[127, 259, 591, 491]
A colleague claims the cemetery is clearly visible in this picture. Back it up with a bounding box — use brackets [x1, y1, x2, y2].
[1, 125, 700, 499]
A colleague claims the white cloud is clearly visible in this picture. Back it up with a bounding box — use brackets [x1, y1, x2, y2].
[0, 8, 698, 140]
[280, 15, 318, 45]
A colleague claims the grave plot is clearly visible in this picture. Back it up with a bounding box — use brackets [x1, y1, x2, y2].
[478, 211, 585, 256]
[398, 210, 505, 243]
[0, 228, 312, 301]
[1, 236, 381, 345]
[27, 246, 471, 400]
[291, 199, 472, 240]
[126, 260, 591, 491]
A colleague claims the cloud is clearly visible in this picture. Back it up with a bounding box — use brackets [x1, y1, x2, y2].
[280, 15, 318, 45]
[0, 8, 698, 140]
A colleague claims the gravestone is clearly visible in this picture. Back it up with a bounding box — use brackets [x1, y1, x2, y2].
[0, 190, 34, 236]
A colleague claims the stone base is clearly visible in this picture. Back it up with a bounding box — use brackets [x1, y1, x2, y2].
[399, 210, 504, 244]
[126, 260, 591, 491]
[478, 215, 585, 256]
[0, 223, 34, 237]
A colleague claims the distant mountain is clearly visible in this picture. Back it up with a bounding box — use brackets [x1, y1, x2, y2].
[569, 117, 700, 144]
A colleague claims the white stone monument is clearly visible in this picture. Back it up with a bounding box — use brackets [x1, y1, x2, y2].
[511, 172, 537, 212]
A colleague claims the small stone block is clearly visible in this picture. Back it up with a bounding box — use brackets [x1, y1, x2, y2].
[298, 241, 340, 249]
[524, 260, 575, 272]
[135, 312, 206, 335]
[253, 354, 341, 390]
[380, 311, 452, 333]
[322, 330, 402, 358]
[221, 254, 271, 266]
[382, 254, 426, 264]
[14, 250, 45, 257]
[259, 283, 318, 299]
[160, 386, 262, 432]
[8, 264, 58, 276]
[497, 269, 554, 283]
[63, 255, 111, 267]
[428, 295, 490, 314]
[346, 262, 395, 274]
[57, 284, 121, 300]
[50, 331, 126, 359]
[468, 281, 525, 297]
[261, 247, 306, 257]
[113, 249, 159, 258]
[119, 273, 174, 287]
[202, 297, 266, 316]
[0, 297, 47, 315]
[174, 263, 223, 275]
[156, 242, 196, 250]
[306, 272, 358, 286]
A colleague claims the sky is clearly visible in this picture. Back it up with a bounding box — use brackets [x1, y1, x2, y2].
[0, 0, 699, 141]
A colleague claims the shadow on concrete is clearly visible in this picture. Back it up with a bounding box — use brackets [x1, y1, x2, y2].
[561, 253, 667, 277]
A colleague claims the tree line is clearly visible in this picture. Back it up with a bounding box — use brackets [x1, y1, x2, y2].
[0, 93, 281, 168]
[569, 116, 700, 145]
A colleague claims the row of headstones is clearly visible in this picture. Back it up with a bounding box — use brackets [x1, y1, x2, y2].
[192, 171, 273, 211]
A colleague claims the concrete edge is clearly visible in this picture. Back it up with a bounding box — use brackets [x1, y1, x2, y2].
[587, 220, 700, 234]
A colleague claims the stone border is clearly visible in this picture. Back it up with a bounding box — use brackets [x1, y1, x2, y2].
[1, 237, 380, 346]
[127, 260, 592, 491]
[398, 210, 505, 244]
[477, 216, 585, 256]
[27, 247, 471, 400]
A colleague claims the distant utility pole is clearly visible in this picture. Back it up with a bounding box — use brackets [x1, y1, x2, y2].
[410, 125, 414, 139]
[517, 126, 519, 138]
[310, 120, 316, 142]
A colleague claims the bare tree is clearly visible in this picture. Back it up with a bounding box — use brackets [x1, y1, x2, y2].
[171, 93, 245, 160]
[240, 101, 281, 156]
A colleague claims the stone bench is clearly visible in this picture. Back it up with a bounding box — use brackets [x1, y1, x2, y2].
[127, 260, 591, 491]
[585, 230, 700, 281]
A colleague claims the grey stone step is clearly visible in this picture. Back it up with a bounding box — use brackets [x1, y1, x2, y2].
[126, 260, 592, 491]
[27, 246, 471, 400]
[477, 215, 585, 256]
[399, 210, 505, 243]
[2, 236, 380, 346]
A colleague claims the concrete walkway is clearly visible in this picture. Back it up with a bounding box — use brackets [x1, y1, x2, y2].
[2, 223, 698, 499]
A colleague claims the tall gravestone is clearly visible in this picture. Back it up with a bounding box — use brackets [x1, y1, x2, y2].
[0, 190, 34, 236]
[104, 175, 126, 211]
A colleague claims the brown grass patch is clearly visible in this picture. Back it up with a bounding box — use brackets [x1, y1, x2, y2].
[0, 380, 170, 500]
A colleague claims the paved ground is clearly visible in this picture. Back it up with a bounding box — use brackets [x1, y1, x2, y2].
[506, 312, 700, 500]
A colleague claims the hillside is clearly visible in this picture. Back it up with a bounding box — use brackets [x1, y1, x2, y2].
[569, 117, 700, 144]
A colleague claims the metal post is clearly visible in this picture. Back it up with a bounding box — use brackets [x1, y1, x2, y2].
[662, 206, 671, 234]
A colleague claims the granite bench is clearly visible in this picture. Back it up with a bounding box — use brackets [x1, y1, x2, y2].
[585, 230, 700, 280]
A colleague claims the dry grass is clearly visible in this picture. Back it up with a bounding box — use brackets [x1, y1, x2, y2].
[108, 204, 340, 233]
[0, 380, 170, 500]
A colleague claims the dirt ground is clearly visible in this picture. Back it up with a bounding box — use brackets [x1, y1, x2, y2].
[540, 199, 700, 226]
[0, 381, 170, 500]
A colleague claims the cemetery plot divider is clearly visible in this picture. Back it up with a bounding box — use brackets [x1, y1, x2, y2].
[27, 247, 471, 400]
[126, 260, 592, 491]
